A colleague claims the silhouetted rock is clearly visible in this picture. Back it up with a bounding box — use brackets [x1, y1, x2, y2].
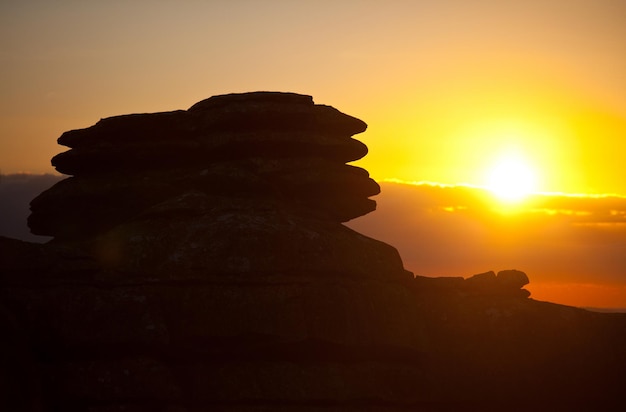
[51, 92, 368, 175]
[413, 270, 531, 299]
[88, 196, 407, 281]
[30, 92, 379, 241]
[496, 269, 529, 289]
[5, 92, 425, 410]
[2, 92, 625, 410]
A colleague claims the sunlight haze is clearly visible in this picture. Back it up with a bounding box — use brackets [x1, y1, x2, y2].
[2, 1, 625, 195]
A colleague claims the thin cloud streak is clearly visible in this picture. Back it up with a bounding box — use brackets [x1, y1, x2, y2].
[384, 177, 626, 199]
[382, 178, 626, 223]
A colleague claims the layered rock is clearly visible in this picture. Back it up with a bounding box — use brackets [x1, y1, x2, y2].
[28, 92, 410, 282]
[5, 92, 426, 409]
[29, 92, 377, 240]
[2, 92, 625, 410]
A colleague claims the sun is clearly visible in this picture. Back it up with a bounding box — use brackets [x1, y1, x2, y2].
[485, 153, 537, 202]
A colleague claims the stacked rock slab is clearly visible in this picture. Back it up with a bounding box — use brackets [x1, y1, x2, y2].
[13, 92, 426, 409]
[2, 92, 626, 410]
[28, 92, 411, 280]
[30, 92, 376, 238]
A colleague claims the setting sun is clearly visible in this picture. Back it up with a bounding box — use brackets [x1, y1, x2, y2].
[486, 153, 537, 202]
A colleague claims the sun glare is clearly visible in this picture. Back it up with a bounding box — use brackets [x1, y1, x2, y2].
[486, 153, 537, 202]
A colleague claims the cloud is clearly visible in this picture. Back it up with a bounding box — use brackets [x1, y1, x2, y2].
[0, 173, 62, 242]
[347, 181, 626, 289]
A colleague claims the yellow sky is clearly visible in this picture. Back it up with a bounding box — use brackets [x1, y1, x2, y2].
[2, 1, 626, 195]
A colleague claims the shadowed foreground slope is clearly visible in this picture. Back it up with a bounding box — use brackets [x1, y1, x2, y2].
[1, 92, 625, 411]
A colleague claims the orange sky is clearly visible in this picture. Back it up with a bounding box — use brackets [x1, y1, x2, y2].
[1, 1, 625, 308]
[2, 1, 626, 194]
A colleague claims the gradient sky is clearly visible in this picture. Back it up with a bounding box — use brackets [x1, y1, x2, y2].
[2, 1, 626, 195]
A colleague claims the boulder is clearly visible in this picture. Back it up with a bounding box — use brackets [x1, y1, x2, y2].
[496, 269, 530, 289]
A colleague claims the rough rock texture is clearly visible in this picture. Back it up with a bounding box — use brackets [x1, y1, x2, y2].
[2, 92, 626, 411]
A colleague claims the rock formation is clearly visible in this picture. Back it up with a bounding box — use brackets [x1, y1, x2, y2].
[1, 92, 625, 411]
[412, 269, 531, 300]
[5, 92, 424, 410]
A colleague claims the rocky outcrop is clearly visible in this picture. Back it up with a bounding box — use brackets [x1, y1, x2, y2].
[4, 92, 425, 410]
[27, 92, 405, 278]
[29, 92, 376, 240]
[414, 270, 531, 298]
[1, 92, 626, 410]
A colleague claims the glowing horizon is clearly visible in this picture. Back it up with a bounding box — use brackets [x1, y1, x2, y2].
[380, 178, 626, 201]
